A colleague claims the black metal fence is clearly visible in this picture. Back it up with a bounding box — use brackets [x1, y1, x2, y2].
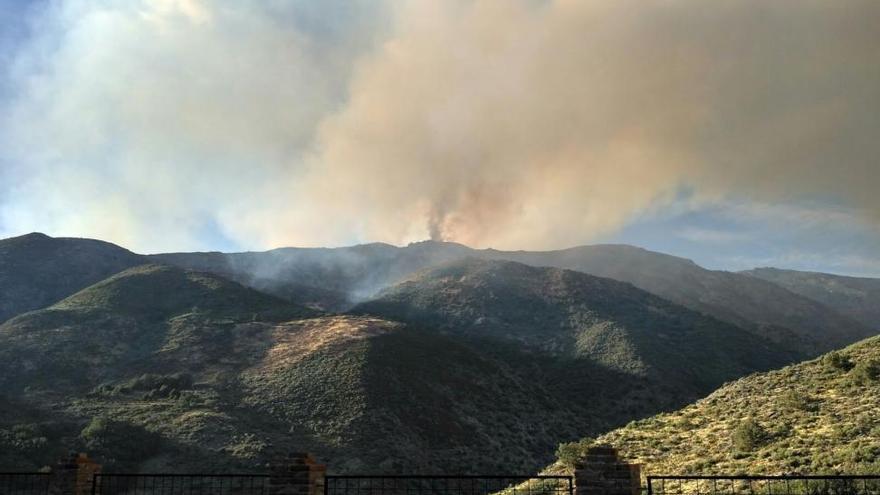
[647, 476, 880, 495]
[0, 473, 51, 495]
[324, 476, 574, 495]
[91, 473, 274, 495]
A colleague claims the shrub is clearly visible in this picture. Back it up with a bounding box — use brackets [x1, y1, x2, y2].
[849, 359, 880, 386]
[779, 391, 818, 412]
[556, 437, 595, 467]
[89, 373, 194, 398]
[823, 352, 854, 372]
[0, 424, 49, 456]
[79, 418, 162, 466]
[732, 419, 768, 452]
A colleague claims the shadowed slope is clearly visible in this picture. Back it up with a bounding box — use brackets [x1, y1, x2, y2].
[495, 245, 875, 356]
[354, 258, 798, 404]
[743, 267, 880, 330]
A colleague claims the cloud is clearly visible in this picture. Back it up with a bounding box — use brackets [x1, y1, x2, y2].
[1, 0, 385, 251]
[1, 0, 879, 252]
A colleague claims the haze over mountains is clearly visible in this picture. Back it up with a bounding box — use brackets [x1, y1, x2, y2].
[153, 239, 875, 356]
[0, 232, 877, 473]
[742, 268, 880, 330]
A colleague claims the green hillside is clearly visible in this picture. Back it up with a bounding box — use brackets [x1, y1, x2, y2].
[0, 233, 145, 323]
[548, 335, 880, 476]
[0, 264, 311, 395]
[0, 265, 593, 473]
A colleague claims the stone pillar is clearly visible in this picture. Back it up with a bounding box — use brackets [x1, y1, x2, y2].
[49, 453, 102, 495]
[269, 453, 327, 495]
[574, 445, 641, 495]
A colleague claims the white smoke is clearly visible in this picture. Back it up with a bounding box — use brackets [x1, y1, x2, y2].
[1, 0, 878, 252]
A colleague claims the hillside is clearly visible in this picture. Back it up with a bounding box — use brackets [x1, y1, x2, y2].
[0, 232, 145, 323]
[153, 240, 874, 356]
[743, 268, 880, 330]
[150, 242, 472, 311]
[0, 264, 312, 395]
[3, 233, 875, 474]
[550, 335, 880, 475]
[354, 258, 798, 403]
[494, 245, 875, 356]
[0, 264, 595, 473]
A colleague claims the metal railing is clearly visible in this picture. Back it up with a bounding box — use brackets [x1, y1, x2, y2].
[325, 476, 574, 495]
[647, 476, 880, 495]
[91, 473, 274, 495]
[0, 473, 51, 495]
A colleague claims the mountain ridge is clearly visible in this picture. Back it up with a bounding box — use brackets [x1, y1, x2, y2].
[743, 267, 880, 330]
[153, 239, 876, 356]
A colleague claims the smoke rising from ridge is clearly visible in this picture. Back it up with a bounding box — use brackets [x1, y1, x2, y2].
[1, 0, 878, 252]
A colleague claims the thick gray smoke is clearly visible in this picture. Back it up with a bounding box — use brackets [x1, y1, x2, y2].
[1, 0, 878, 252]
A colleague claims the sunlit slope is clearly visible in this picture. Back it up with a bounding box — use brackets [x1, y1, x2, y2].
[549, 336, 880, 475]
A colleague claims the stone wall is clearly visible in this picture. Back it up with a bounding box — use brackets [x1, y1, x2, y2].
[574, 445, 641, 495]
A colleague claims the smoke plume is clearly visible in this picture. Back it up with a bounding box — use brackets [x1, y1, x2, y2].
[1, 0, 878, 252]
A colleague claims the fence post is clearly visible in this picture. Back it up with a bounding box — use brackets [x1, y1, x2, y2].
[574, 445, 641, 495]
[49, 453, 101, 495]
[269, 453, 327, 495]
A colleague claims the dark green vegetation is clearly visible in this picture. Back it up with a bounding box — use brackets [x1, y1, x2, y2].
[0, 233, 877, 475]
[354, 259, 798, 394]
[489, 246, 874, 356]
[546, 336, 880, 475]
[0, 233, 144, 323]
[0, 260, 759, 474]
[743, 268, 880, 330]
[0, 263, 602, 472]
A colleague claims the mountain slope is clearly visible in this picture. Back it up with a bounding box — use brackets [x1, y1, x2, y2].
[0, 264, 311, 396]
[0, 265, 593, 473]
[153, 240, 875, 356]
[551, 335, 880, 475]
[354, 258, 798, 400]
[0, 233, 145, 323]
[236, 316, 590, 473]
[493, 245, 875, 356]
[743, 268, 880, 330]
[150, 242, 472, 311]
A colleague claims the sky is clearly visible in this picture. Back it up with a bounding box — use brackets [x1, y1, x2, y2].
[0, 0, 878, 276]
